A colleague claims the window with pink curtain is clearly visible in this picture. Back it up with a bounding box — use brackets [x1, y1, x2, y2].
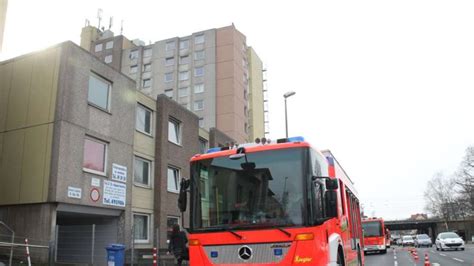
[83, 138, 106, 173]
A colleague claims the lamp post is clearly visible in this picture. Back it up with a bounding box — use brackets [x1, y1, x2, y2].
[283, 91, 296, 138]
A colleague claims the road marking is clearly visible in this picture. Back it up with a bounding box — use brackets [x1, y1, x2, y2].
[453, 258, 464, 262]
[430, 250, 435, 253]
[394, 261, 398, 266]
[432, 263, 440, 266]
[440, 253, 446, 256]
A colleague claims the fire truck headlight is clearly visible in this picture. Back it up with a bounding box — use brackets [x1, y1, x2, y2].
[189, 239, 201, 246]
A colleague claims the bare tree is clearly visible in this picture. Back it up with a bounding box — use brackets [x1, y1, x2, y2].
[424, 172, 458, 220]
[455, 146, 474, 214]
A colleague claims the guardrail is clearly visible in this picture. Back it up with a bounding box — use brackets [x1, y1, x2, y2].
[0, 222, 14, 266]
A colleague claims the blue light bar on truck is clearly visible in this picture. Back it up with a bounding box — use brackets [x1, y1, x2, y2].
[206, 147, 222, 153]
[205, 136, 305, 154]
[277, 136, 305, 143]
[288, 136, 305, 142]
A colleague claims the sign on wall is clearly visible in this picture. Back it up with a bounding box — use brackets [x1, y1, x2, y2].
[112, 163, 127, 183]
[103, 180, 126, 207]
[67, 186, 82, 199]
[90, 188, 101, 202]
[91, 177, 101, 187]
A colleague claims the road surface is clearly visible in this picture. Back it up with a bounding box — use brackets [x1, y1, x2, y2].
[365, 244, 474, 266]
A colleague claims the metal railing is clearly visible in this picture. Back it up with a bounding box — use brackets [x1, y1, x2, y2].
[0, 222, 13, 266]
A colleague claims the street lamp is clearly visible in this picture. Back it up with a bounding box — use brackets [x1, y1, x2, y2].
[283, 91, 296, 138]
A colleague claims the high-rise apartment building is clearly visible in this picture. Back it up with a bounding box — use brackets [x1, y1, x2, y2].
[81, 24, 265, 144]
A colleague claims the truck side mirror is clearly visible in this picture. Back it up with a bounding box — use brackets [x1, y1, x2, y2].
[178, 179, 190, 212]
[325, 190, 338, 218]
[325, 178, 338, 190]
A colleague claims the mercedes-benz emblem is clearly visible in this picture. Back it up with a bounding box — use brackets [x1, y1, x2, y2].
[238, 245, 252, 260]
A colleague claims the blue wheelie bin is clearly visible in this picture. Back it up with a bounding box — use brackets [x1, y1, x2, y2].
[106, 244, 126, 266]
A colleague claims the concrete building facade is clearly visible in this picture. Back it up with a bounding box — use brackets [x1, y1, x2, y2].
[247, 47, 265, 141]
[81, 24, 265, 144]
[0, 41, 135, 263]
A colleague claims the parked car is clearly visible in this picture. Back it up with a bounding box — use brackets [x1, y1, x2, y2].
[401, 235, 415, 246]
[391, 236, 401, 246]
[396, 238, 403, 245]
[414, 234, 432, 247]
[435, 232, 465, 251]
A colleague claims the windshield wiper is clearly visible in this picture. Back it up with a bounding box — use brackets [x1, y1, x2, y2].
[199, 225, 244, 239]
[274, 226, 291, 238]
[232, 223, 292, 238]
[226, 228, 243, 240]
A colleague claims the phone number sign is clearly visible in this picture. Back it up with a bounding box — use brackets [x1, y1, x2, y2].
[103, 180, 126, 207]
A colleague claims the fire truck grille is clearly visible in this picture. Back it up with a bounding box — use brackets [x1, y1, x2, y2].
[203, 242, 292, 264]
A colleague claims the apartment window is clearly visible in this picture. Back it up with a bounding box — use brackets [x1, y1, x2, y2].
[178, 87, 188, 98]
[83, 137, 107, 175]
[198, 118, 204, 128]
[245, 122, 249, 134]
[164, 72, 173, 83]
[143, 48, 152, 57]
[142, 79, 152, 88]
[88, 74, 111, 110]
[168, 118, 181, 144]
[244, 106, 248, 117]
[133, 213, 150, 242]
[179, 71, 189, 81]
[143, 63, 152, 72]
[195, 34, 205, 44]
[95, 43, 103, 52]
[104, 55, 113, 64]
[194, 100, 204, 111]
[136, 104, 152, 135]
[194, 83, 204, 94]
[179, 39, 189, 50]
[165, 57, 174, 66]
[106, 41, 114, 49]
[167, 216, 179, 240]
[194, 50, 205, 60]
[199, 137, 208, 154]
[165, 41, 175, 51]
[167, 166, 180, 193]
[180, 55, 189, 65]
[130, 65, 138, 74]
[194, 67, 204, 77]
[130, 50, 139, 59]
[164, 89, 173, 99]
[134, 156, 151, 186]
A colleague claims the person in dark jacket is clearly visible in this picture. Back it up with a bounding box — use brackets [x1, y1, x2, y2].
[167, 224, 188, 265]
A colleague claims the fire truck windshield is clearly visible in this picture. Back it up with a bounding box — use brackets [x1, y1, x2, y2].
[362, 221, 383, 237]
[190, 148, 307, 232]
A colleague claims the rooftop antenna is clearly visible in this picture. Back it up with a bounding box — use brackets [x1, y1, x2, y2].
[109, 16, 113, 30]
[97, 9, 103, 30]
[120, 20, 124, 35]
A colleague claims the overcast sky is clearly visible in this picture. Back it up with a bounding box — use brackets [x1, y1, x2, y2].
[2, 0, 474, 220]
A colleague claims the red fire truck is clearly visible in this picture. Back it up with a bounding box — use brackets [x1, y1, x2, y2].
[178, 137, 364, 265]
[361, 218, 388, 254]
